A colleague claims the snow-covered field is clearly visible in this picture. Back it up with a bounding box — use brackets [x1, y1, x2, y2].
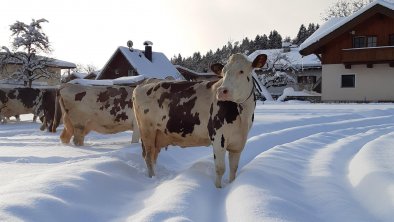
[1, 102, 394, 222]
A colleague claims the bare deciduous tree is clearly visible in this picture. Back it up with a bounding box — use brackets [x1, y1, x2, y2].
[0, 18, 54, 87]
[322, 0, 373, 21]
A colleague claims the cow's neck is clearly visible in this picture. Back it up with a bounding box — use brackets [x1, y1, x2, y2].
[238, 83, 255, 105]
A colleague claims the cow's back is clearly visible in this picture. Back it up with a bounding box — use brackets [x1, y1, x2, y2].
[60, 83, 135, 134]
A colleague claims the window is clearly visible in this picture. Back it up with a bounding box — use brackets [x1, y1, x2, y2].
[367, 36, 377, 47]
[353, 36, 365, 48]
[341, 74, 355, 88]
[389, 34, 394, 46]
[352, 36, 377, 48]
[128, 69, 136, 76]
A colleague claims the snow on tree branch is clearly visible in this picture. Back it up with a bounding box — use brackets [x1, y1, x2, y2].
[0, 18, 55, 87]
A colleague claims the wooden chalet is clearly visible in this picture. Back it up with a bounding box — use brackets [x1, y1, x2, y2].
[300, 0, 394, 102]
[96, 42, 180, 80]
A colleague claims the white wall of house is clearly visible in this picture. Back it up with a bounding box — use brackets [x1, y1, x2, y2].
[322, 64, 394, 102]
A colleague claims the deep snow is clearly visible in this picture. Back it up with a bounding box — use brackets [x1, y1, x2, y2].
[1, 102, 394, 222]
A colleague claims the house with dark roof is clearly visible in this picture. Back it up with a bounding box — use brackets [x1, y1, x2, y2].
[0, 53, 76, 86]
[96, 42, 181, 80]
[300, 0, 394, 102]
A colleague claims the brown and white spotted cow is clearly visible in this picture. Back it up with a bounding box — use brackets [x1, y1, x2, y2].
[0, 87, 42, 122]
[133, 53, 267, 188]
[0, 87, 59, 130]
[58, 83, 140, 146]
[39, 88, 62, 132]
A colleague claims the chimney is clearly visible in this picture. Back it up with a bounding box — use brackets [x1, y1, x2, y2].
[143, 41, 153, 62]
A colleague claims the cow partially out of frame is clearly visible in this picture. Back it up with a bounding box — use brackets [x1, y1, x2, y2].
[133, 53, 267, 188]
[58, 83, 140, 146]
[0, 87, 58, 131]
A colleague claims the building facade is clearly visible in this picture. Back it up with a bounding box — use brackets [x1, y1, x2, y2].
[300, 0, 394, 102]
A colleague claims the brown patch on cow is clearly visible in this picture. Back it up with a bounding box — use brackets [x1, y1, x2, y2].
[158, 92, 171, 109]
[153, 84, 161, 92]
[163, 82, 201, 137]
[157, 123, 161, 127]
[13, 88, 41, 109]
[7, 90, 16, 100]
[114, 112, 128, 122]
[144, 109, 149, 114]
[161, 82, 171, 89]
[162, 115, 167, 120]
[97, 87, 132, 122]
[0, 90, 8, 103]
[146, 87, 153, 96]
[75, 91, 86, 101]
[208, 101, 240, 140]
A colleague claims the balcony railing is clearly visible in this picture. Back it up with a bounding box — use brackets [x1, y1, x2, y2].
[341, 46, 394, 64]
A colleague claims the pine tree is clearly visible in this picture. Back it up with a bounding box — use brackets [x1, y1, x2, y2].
[268, 30, 282, 49]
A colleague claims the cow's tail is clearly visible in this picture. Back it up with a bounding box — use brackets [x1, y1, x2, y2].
[51, 89, 63, 132]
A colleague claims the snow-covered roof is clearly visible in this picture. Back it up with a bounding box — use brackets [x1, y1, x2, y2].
[0, 53, 76, 69]
[97, 46, 180, 80]
[300, 0, 394, 53]
[49, 59, 77, 69]
[248, 47, 321, 70]
[71, 72, 88, 79]
[69, 75, 146, 86]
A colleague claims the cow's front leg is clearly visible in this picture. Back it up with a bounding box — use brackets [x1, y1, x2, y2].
[213, 144, 226, 188]
[228, 151, 241, 183]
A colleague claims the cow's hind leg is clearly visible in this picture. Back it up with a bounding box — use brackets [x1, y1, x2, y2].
[40, 117, 47, 131]
[140, 129, 157, 177]
[131, 118, 140, 143]
[228, 151, 241, 183]
[213, 145, 226, 188]
[60, 115, 74, 144]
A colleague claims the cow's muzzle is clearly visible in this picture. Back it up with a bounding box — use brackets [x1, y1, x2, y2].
[217, 87, 231, 101]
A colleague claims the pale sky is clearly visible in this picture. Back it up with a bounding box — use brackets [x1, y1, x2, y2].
[0, 0, 336, 69]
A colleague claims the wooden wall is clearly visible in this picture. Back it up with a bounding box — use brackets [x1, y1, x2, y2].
[98, 51, 134, 79]
[321, 13, 394, 64]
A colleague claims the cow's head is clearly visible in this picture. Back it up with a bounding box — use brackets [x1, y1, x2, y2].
[213, 53, 267, 103]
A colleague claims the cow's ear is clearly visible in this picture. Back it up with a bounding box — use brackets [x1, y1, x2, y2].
[211, 63, 224, 76]
[252, 54, 267, 68]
